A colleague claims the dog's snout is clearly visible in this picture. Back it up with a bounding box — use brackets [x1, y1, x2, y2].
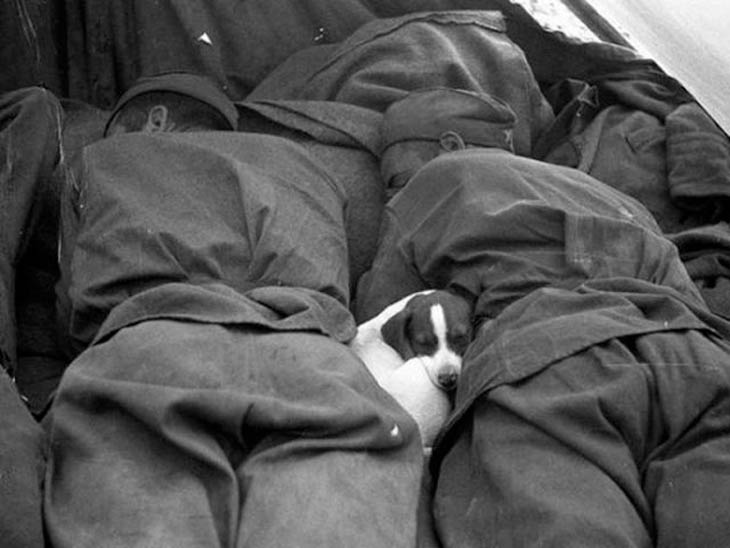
[437, 365, 459, 390]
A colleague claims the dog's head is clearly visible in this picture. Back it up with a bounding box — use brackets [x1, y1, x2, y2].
[381, 290, 472, 391]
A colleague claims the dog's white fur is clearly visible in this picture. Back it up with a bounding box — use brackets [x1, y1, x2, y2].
[350, 290, 465, 447]
[418, 303, 463, 389]
[377, 356, 452, 449]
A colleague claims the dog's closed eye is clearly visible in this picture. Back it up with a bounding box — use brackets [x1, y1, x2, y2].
[448, 330, 470, 355]
[412, 332, 437, 354]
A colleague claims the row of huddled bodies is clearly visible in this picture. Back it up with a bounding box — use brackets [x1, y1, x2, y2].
[2, 8, 730, 548]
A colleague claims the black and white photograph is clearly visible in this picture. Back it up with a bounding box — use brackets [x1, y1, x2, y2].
[2, 1, 730, 546]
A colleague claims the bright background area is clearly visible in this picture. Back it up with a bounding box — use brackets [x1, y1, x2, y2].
[584, 0, 730, 134]
[512, 0, 730, 134]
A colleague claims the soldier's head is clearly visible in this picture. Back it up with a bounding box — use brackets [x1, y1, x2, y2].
[104, 72, 239, 136]
[379, 88, 517, 196]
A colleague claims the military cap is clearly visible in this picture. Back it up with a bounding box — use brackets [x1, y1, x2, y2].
[379, 87, 517, 191]
[104, 71, 238, 135]
[380, 87, 517, 153]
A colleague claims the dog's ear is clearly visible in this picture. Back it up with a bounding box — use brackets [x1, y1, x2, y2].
[381, 309, 415, 360]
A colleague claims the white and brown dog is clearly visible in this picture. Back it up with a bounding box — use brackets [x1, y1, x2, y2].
[350, 290, 473, 447]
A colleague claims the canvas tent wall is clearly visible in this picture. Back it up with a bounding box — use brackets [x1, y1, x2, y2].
[2, 0, 652, 108]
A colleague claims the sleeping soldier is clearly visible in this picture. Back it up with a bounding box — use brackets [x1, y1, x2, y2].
[357, 87, 730, 548]
[45, 72, 423, 548]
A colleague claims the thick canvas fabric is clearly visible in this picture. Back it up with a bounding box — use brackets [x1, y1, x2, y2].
[433, 308, 730, 547]
[45, 282, 424, 548]
[536, 70, 730, 318]
[57, 131, 350, 356]
[0, 87, 63, 374]
[670, 222, 730, 319]
[431, 271, 730, 545]
[235, 100, 385, 290]
[539, 81, 730, 235]
[0, 368, 46, 548]
[355, 148, 700, 322]
[251, 11, 555, 156]
[0, 85, 66, 548]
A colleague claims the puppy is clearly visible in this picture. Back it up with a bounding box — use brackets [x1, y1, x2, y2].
[350, 290, 473, 447]
[353, 290, 472, 389]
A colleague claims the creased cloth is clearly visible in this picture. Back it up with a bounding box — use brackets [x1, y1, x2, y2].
[0, 87, 63, 374]
[356, 148, 700, 322]
[539, 74, 730, 234]
[46, 127, 425, 547]
[45, 280, 424, 548]
[237, 99, 381, 154]
[355, 147, 730, 546]
[433, 285, 730, 546]
[233, 100, 385, 293]
[57, 131, 350, 357]
[670, 222, 730, 319]
[666, 102, 730, 209]
[252, 10, 555, 156]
